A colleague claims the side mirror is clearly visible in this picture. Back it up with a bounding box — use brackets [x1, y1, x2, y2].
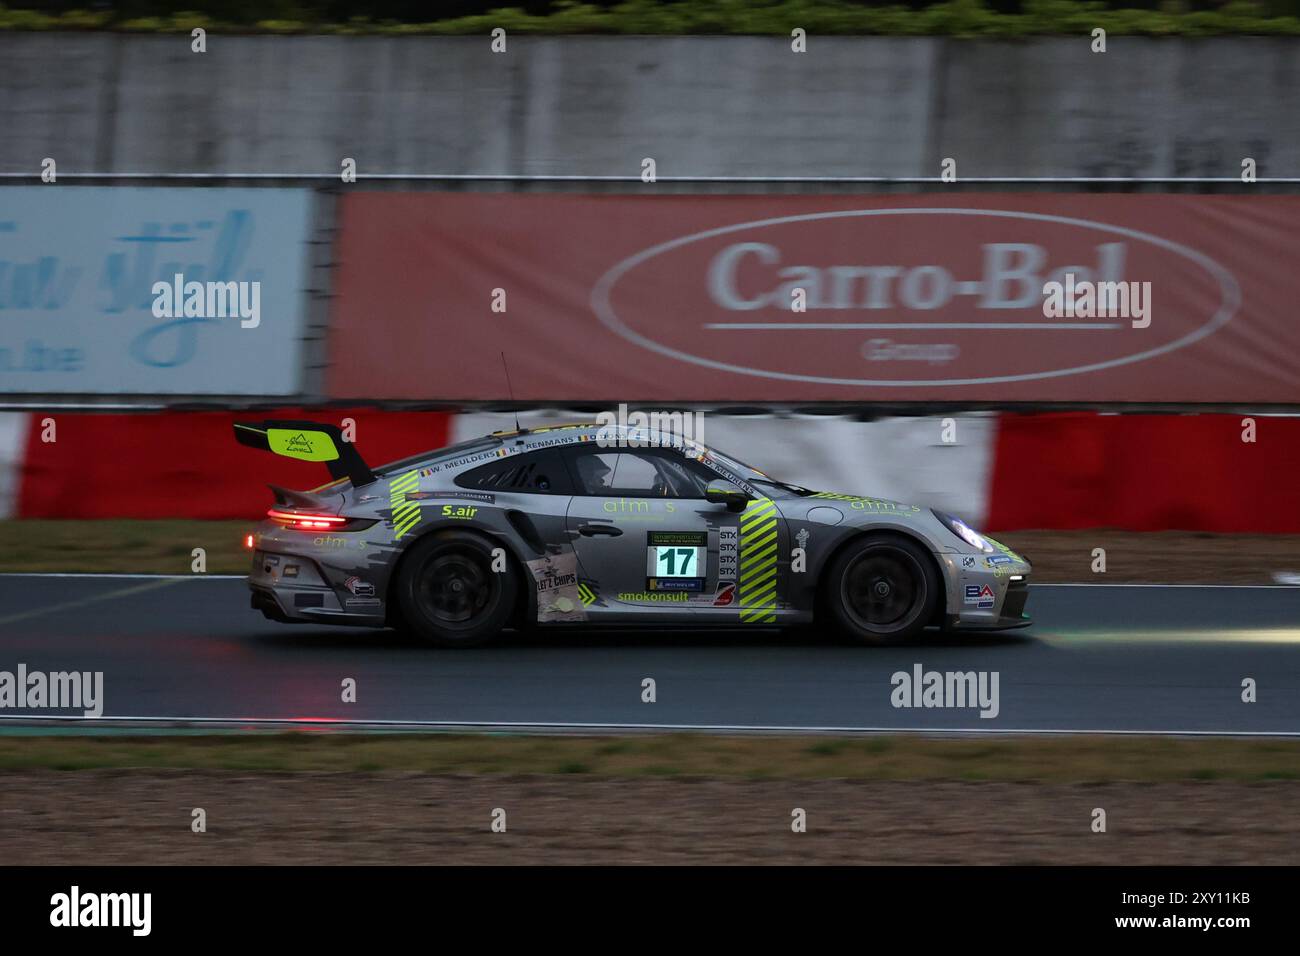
[705, 481, 752, 512]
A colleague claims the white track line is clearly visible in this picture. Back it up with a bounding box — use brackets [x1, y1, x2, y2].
[0, 573, 246, 579]
[0, 715, 1298, 737]
[0, 578, 183, 627]
[0, 575, 1292, 588]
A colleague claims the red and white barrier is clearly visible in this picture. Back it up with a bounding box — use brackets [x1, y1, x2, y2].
[1, 410, 1297, 532]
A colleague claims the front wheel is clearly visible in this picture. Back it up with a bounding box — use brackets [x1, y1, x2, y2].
[824, 535, 940, 645]
[395, 531, 518, 648]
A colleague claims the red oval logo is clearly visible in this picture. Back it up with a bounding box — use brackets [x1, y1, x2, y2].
[591, 208, 1240, 387]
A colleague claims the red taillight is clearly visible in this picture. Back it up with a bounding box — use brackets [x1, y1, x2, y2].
[267, 508, 348, 531]
[244, 534, 255, 550]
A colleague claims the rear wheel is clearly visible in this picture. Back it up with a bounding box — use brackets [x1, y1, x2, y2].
[396, 531, 518, 648]
[825, 535, 939, 645]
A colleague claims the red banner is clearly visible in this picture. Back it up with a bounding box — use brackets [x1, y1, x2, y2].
[328, 194, 1300, 403]
[986, 413, 1300, 533]
[19, 410, 451, 519]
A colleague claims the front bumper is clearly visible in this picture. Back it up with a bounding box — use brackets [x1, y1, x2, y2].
[941, 544, 1034, 631]
[948, 578, 1033, 630]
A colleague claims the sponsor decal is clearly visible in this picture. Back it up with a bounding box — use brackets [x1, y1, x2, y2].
[405, 490, 496, 504]
[536, 567, 578, 592]
[738, 496, 778, 623]
[344, 575, 375, 597]
[648, 577, 704, 592]
[964, 583, 996, 609]
[267, 428, 338, 462]
[604, 497, 675, 514]
[526, 434, 594, 450]
[712, 581, 736, 606]
[528, 551, 586, 623]
[646, 530, 707, 593]
[440, 504, 478, 520]
[718, 525, 739, 581]
[618, 591, 690, 603]
[312, 535, 345, 548]
[962, 556, 977, 568]
[701, 458, 759, 497]
[283, 564, 299, 578]
[428, 448, 514, 474]
[389, 471, 422, 540]
[985, 537, 1026, 563]
[810, 492, 920, 516]
[985, 554, 1013, 567]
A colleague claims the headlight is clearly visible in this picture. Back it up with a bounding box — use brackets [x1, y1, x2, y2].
[933, 510, 994, 553]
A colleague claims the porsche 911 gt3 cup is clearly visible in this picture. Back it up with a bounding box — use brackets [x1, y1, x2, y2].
[235, 419, 1031, 647]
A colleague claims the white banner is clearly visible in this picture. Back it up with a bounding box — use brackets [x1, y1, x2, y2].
[0, 187, 312, 394]
[452, 410, 996, 527]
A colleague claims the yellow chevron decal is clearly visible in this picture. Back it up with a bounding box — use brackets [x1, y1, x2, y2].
[390, 471, 422, 540]
[738, 496, 778, 624]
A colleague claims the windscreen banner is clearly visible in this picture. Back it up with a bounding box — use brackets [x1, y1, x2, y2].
[328, 193, 1300, 403]
[0, 187, 312, 395]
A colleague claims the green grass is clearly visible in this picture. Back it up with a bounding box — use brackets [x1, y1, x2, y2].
[2, 1, 1299, 38]
[0, 733, 1297, 782]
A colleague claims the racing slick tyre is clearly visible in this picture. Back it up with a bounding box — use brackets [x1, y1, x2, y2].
[395, 530, 519, 648]
[824, 534, 940, 645]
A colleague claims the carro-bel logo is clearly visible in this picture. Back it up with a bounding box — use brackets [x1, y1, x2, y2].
[591, 207, 1240, 388]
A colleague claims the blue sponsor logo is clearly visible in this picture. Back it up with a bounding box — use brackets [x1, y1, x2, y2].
[965, 584, 995, 609]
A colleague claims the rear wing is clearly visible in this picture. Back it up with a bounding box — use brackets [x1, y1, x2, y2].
[233, 420, 376, 488]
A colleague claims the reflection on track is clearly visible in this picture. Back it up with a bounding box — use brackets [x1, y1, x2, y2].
[0, 578, 1297, 734]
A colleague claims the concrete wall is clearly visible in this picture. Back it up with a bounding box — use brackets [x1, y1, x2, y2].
[1, 34, 1297, 179]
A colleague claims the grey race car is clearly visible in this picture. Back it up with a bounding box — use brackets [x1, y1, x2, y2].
[235, 419, 1031, 647]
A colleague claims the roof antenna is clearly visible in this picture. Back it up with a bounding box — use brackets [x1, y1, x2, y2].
[500, 351, 525, 435]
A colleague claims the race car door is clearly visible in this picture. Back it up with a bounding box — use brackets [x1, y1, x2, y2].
[561, 444, 780, 621]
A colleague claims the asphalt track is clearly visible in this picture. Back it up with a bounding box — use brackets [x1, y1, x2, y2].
[0, 576, 1298, 734]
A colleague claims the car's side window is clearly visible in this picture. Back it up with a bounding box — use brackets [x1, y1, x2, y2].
[455, 449, 572, 494]
[565, 448, 708, 498]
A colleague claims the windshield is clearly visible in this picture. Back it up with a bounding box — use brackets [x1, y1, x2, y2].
[702, 445, 813, 498]
[751, 477, 815, 499]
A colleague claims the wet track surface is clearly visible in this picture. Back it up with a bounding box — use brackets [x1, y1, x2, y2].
[0, 577, 1298, 733]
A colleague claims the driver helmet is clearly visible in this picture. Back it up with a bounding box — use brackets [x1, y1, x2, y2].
[577, 455, 613, 491]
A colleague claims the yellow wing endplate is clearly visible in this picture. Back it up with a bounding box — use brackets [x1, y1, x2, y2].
[266, 428, 340, 462]
[234, 419, 376, 487]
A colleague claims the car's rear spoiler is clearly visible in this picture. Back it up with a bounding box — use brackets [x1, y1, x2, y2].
[233, 420, 377, 488]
